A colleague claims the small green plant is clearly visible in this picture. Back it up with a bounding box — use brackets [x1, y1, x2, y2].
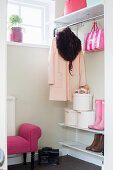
[9, 14, 22, 29]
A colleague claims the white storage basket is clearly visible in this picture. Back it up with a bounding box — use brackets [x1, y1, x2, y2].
[78, 111, 95, 129]
[64, 108, 78, 126]
[73, 94, 93, 111]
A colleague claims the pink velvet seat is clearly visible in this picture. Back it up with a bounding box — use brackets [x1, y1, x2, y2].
[7, 136, 30, 155]
[7, 123, 41, 169]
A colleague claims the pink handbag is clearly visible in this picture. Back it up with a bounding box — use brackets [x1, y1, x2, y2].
[64, 0, 87, 15]
[85, 22, 104, 52]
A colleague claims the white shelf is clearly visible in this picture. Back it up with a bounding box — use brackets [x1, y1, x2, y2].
[59, 141, 104, 159]
[55, 3, 104, 25]
[58, 123, 104, 134]
[7, 41, 50, 49]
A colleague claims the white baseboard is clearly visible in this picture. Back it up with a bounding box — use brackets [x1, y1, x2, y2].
[8, 153, 38, 166]
[8, 149, 104, 167]
[8, 150, 67, 166]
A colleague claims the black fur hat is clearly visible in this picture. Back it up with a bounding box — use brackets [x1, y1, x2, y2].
[56, 27, 81, 74]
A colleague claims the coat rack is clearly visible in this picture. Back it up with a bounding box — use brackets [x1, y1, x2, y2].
[54, 13, 104, 37]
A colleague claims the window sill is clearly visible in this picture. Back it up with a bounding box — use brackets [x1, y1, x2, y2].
[7, 41, 50, 49]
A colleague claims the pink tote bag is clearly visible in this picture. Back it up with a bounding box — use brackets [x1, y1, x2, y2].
[64, 0, 87, 15]
[85, 22, 104, 52]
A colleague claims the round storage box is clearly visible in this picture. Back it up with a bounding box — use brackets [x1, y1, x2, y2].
[77, 111, 95, 129]
[73, 94, 93, 111]
[64, 108, 78, 126]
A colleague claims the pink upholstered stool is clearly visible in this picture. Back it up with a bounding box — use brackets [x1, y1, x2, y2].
[7, 123, 41, 169]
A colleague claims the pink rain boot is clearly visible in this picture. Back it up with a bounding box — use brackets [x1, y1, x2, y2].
[93, 100, 104, 131]
[88, 100, 102, 129]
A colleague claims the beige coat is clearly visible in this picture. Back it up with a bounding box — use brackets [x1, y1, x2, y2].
[48, 38, 87, 101]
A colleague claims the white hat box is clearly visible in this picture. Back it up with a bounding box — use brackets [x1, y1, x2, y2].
[64, 108, 78, 126]
[78, 111, 95, 129]
[73, 94, 93, 111]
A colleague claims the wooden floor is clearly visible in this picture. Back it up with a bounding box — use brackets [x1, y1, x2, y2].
[8, 155, 101, 170]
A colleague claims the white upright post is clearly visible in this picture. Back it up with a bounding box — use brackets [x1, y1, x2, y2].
[0, 0, 7, 169]
[104, 0, 113, 170]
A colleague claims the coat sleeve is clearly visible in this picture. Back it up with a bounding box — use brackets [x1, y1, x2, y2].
[48, 39, 56, 85]
[79, 51, 87, 86]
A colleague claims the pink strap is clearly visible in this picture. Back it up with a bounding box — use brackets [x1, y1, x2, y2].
[89, 32, 94, 50]
[85, 33, 90, 51]
[91, 24, 95, 32]
[94, 30, 99, 49]
[95, 22, 99, 31]
[91, 22, 99, 32]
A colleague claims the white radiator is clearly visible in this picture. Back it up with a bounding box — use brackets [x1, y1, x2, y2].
[7, 96, 16, 136]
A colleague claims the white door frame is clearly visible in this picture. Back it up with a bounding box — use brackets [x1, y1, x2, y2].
[0, 0, 7, 169]
[104, 0, 113, 170]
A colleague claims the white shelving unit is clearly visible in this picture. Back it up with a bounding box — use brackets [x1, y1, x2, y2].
[55, 3, 104, 26]
[58, 123, 104, 134]
[55, 3, 104, 166]
[59, 141, 104, 159]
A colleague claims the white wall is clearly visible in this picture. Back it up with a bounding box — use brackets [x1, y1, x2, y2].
[55, 0, 66, 18]
[7, 45, 67, 148]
